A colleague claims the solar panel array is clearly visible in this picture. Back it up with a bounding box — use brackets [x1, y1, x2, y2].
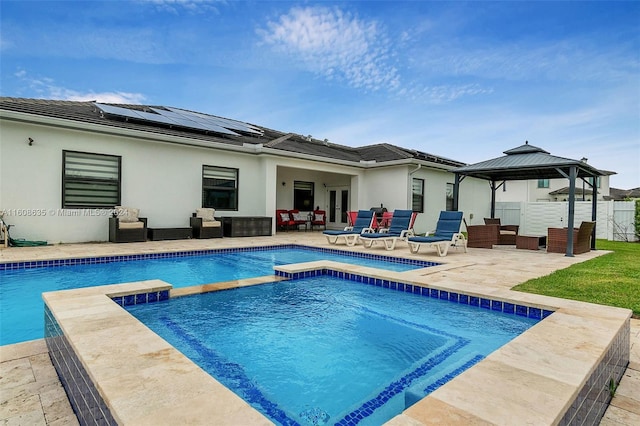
[94, 103, 263, 137]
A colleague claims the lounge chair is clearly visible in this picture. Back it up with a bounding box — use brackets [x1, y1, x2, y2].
[547, 221, 595, 254]
[406, 211, 467, 257]
[359, 210, 417, 250]
[323, 210, 376, 246]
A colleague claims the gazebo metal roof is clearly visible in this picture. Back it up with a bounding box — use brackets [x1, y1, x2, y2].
[451, 142, 605, 256]
[451, 142, 606, 181]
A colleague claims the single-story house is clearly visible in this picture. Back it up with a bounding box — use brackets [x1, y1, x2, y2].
[0, 97, 490, 243]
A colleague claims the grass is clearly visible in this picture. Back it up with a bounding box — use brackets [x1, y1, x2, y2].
[513, 240, 640, 318]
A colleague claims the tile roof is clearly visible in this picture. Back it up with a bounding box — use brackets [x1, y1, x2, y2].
[0, 97, 464, 168]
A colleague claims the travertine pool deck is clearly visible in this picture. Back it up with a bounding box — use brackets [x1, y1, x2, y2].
[1, 232, 638, 425]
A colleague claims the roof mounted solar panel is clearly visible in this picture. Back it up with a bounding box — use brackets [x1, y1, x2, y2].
[95, 103, 146, 121]
[167, 107, 263, 136]
[150, 108, 240, 136]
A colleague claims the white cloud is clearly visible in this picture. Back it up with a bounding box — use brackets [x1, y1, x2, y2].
[258, 6, 400, 92]
[13, 70, 146, 104]
[141, 0, 222, 14]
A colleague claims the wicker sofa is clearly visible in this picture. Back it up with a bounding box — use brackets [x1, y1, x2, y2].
[466, 224, 499, 248]
[547, 221, 595, 254]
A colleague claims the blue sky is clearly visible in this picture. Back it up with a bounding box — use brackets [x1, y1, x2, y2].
[1, 0, 638, 189]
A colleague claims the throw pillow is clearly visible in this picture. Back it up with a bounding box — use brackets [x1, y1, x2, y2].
[196, 208, 216, 222]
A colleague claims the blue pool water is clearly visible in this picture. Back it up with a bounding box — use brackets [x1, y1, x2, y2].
[0, 246, 433, 345]
[128, 275, 539, 425]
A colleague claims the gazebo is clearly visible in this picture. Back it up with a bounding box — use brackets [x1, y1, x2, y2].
[450, 142, 606, 256]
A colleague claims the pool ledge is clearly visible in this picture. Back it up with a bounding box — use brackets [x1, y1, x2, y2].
[43, 264, 631, 425]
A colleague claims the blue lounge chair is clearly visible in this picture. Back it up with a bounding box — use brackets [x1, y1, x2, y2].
[359, 210, 417, 250]
[406, 211, 467, 257]
[323, 210, 376, 246]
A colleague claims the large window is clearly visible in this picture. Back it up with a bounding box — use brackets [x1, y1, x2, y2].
[62, 150, 121, 208]
[293, 181, 314, 210]
[446, 183, 454, 211]
[412, 178, 424, 212]
[537, 179, 550, 188]
[202, 166, 238, 210]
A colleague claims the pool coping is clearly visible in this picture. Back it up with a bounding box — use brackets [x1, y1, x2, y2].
[42, 259, 631, 425]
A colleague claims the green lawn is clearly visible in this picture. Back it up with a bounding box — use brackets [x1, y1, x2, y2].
[513, 240, 640, 317]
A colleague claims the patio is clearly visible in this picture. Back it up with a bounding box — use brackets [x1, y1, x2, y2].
[1, 232, 638, 425]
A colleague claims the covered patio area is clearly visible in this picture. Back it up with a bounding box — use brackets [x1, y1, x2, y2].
[451, 141, 606, 256]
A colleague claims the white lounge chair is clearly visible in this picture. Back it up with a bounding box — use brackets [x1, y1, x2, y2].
[406, 211, 467, 257]
[359, 210, 417, 250]
[323, 210, 376, 246]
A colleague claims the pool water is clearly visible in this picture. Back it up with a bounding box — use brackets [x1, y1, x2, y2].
[0, 247, 431, 345]
[127, 275, 539, 425]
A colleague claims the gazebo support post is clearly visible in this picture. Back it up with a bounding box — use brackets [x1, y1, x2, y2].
[490, 181, 497, 218]
[566, 166, 577, 257]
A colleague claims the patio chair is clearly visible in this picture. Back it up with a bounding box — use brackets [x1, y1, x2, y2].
[276, 209, 295, 231]
[547, 221, 595, 254]
[484, 218, 519, 245]
[311, 209, 326, 230]
[109, 206, 147, 243]
[359, 210, 417, 250]
[466, 224, 499, 248]
[190, 208, 222, 239]
[406, 211, 467, 257]
[289, 209, 308, 231]
[377, 211, 394, 231]
[323, 210, 376, 246]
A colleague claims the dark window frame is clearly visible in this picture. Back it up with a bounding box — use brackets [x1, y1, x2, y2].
[412, 178, 424, 213]
[62, 150, 121, 208]
[537, 179, 550, 188]
[202, 165, 239, 211]
[293, 180, 314, 211]
[446, 182, 454, 211]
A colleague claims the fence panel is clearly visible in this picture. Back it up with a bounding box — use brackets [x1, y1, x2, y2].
[495, 200, 637, 241]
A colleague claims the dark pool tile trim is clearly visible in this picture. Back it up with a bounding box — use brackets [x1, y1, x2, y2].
[275, 268, 554, 321]
[45, 305, 117, 426]
[0, 244, 438, 271]
[110, 290, 170, 307]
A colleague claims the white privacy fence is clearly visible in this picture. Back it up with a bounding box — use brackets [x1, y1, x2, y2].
[495, 201, 637, 241]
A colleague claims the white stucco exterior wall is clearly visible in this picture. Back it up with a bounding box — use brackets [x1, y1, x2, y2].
[1, 111, 493, 243]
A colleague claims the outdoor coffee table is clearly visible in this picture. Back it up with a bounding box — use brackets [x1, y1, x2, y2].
[516, 234, 547, 250]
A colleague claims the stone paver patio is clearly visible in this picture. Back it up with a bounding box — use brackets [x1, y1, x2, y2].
[1, 232, 638, 425]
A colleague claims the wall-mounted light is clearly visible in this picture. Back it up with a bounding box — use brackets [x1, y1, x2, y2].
[28, 137, 34, 146]
[282, 181, 286, 186]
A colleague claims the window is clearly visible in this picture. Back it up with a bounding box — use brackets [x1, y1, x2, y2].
[62, 150, 121, 208]
[587, 176, 601, 188]
[412, 178, 424, 212]
[293, 181, 314, 210]
[537, 179, 550, 188]
[446, 183, 454, 211]
[202, 166, 238, 210]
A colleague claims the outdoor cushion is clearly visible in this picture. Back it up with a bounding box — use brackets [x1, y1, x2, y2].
[292, 213, 307, 221]
[280, 212, 291, 222]
[118, 221, 144, 229]
[314, 214, 324, 222]
[201, 220, 221, 228]
[115, 206, 140, 223]
[196, 208, 216, 222]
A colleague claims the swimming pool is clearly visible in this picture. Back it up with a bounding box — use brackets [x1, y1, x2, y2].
[127, 274, 539, 425]
[0, 245, 436, 345]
